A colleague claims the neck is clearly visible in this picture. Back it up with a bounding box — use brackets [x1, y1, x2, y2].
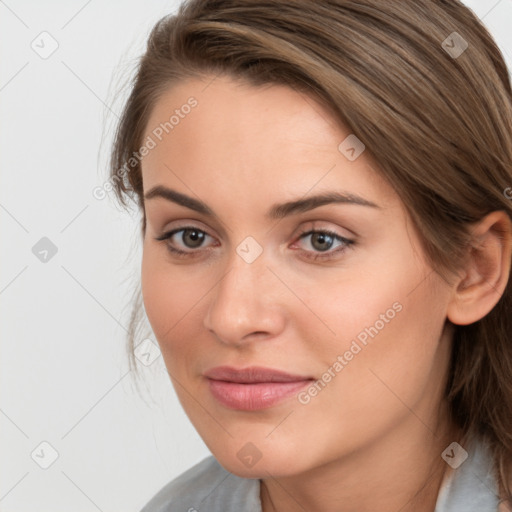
[260, 404, 463, 512]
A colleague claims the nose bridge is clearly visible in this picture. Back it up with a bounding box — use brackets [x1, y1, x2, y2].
[215, 243, 269, 316]
[204, 241, 284, 344]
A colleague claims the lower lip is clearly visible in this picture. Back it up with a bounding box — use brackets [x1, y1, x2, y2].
[207, 378, 313, 411]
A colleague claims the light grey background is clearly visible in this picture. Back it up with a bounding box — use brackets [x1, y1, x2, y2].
[1, 1, 511, 511]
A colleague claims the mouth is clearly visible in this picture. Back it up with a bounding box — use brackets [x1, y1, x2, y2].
[204, 366, 315, 411]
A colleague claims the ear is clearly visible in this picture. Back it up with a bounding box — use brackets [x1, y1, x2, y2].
[446, 210, 512, 326]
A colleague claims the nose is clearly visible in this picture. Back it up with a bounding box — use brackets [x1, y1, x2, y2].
[203, 249, 286, 347]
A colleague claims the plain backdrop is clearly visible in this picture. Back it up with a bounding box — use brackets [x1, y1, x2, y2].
[1, 1, 511, 511]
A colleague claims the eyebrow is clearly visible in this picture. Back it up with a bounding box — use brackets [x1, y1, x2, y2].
[144, 185, 380, 220]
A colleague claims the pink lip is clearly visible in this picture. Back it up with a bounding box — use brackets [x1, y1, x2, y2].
[204, 366, 315, 411]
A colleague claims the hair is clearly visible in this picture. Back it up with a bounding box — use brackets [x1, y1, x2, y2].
[108, 0, 512, 503]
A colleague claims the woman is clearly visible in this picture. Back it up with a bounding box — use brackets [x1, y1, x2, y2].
[108, 1, 512, 510]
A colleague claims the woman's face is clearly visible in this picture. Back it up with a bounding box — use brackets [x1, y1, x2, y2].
[140, 74, 455, 477]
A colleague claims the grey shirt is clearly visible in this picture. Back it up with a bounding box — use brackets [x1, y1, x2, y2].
[140, 436, 500, 511]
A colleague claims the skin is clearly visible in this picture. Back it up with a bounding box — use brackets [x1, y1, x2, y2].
[139, 74, 511, 512]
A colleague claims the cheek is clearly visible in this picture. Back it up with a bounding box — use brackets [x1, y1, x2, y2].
[299, 245, 448, 397]
[141, 247, 169, 339]
[141, 244, 184, 347]
[140, 245, 208, 364]
[305, 266, 450, 434]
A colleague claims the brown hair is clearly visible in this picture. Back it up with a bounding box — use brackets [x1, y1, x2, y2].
[108, 0, 512, 503]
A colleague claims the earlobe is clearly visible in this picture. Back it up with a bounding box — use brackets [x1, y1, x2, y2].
[447, 211, 512, 326]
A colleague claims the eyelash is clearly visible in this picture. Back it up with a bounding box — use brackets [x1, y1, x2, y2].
[154, 225, 354, 261]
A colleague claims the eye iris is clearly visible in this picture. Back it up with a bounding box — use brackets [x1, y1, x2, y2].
[183, 229, 205, 248]
[311, 232, 333, 252]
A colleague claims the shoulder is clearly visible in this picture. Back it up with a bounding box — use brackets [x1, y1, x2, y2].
[435, 435, 500, 512]
[140, 455, 261, 512]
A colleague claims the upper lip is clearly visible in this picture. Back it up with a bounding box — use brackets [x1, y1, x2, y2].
[204, 366, 314, 383]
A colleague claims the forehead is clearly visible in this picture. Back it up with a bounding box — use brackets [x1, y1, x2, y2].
[141, 74, 395, 209]
[144, 74, 341, 151]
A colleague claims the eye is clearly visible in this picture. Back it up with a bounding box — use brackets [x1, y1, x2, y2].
[154, 225, 354, 261]
[154, 226, 215, 257]
[293, 228, 354, 261]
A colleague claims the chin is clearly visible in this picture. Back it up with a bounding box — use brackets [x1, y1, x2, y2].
[211, 442, 310, 479]
[218, 456, 295, 479]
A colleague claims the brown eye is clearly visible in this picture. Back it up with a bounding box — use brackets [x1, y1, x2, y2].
[294, 229, 354, 261]
[155, 226, 214, 256]
[309, 232, 335, 252]
[180, 228, 206, 248]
